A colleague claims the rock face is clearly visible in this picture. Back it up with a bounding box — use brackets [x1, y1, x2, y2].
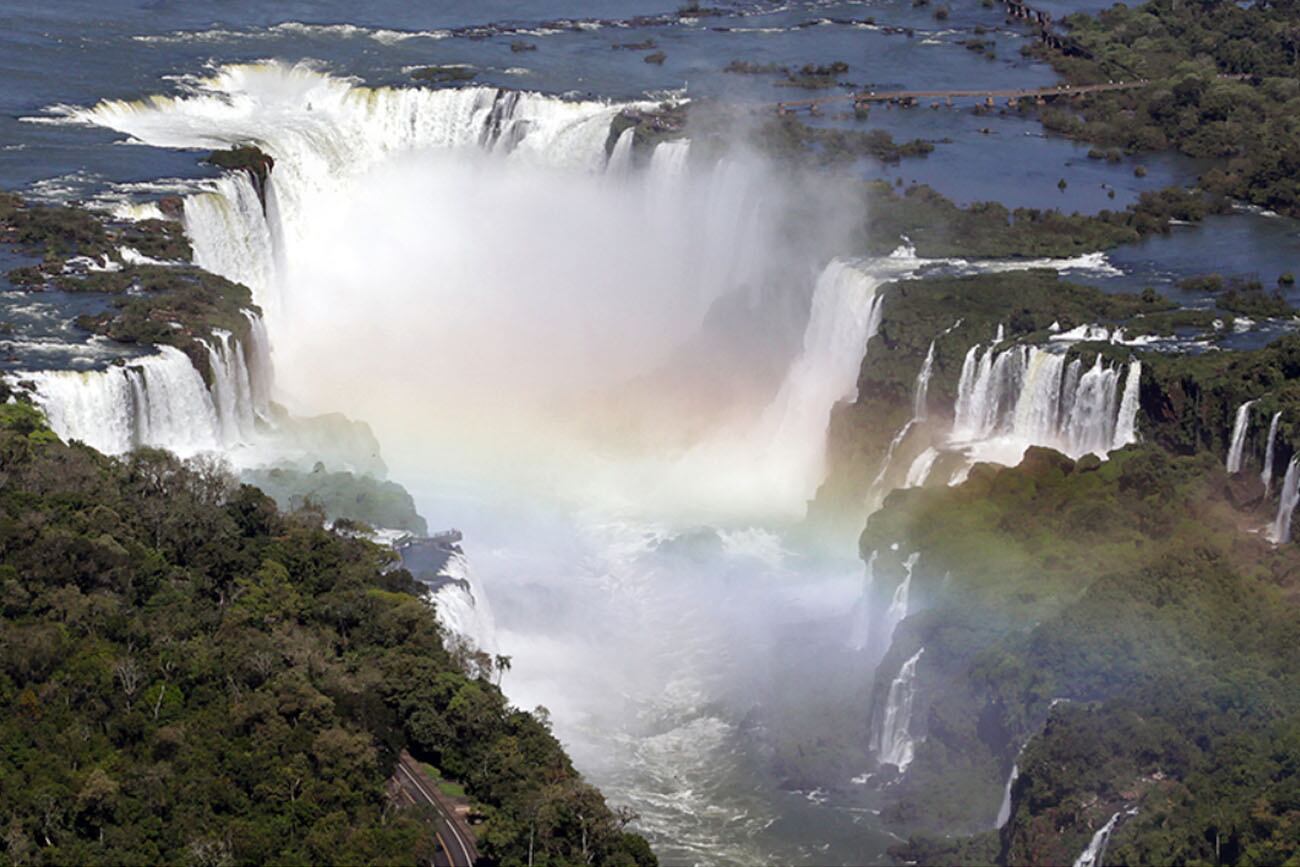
[206, 145, 276, 210]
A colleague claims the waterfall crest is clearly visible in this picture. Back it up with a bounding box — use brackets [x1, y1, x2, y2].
[1226, 400, 1256, 474]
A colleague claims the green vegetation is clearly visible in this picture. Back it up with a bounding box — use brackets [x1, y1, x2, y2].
[1029, 0, 1300, 214]
[72, 265, 259, 387]
[758, 118, 935, 165]
[2, 191, 190, 279]
[2, 192, 260, 390]
[868, 446, 1300, 861]
[0, 413, 655, 866]
[818, 269, 1178, 513]
[860, 182, 1228, 258]
[242, 465, 428, 535]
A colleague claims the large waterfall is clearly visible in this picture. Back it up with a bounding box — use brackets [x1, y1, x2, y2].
[753, 260, 887, 508]
[70, 62, 656, 324]
[873, 647, 925, 771]
[1225, 400, 1256, 474]
[953, 344, 1141, 460]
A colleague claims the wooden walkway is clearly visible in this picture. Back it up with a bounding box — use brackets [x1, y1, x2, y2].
[776, 74, 1251, 114]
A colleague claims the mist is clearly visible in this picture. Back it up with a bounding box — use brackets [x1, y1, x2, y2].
[75, 62, 881, 864]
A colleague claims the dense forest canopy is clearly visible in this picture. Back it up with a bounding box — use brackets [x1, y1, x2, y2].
[0, 407, 654, 866]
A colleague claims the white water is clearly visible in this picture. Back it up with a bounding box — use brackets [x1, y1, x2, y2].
[913, 340, 936, 421]
[1073, 809, 1134, 867]
[905, 447, 939, 488]
[749, 260, 887, 511]
[1270, 457, 1300, 544]
[1226, 400, 1256, 474]
[873, 647, 925, 771]
[20, 346, 219, 456]
[17, 310, 273, 459]
[432, 549, 499, 656]
[205, 329, 257, 443]
[883, 552, 920, 644]
[953, 344, 1141, 462]
[1262, 412, 1283, 494]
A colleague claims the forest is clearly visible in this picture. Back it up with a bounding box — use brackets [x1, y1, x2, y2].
[0, 405, 654, 866]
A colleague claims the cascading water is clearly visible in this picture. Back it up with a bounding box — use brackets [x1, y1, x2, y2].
[996, 762, 1020, 829]
[750, 260, 887, 510]
[1270, 457, 1300, 544]
[883, 552, 920, 644]
[1262, 412, 1282, 494]
[241, 309, 275, 418]
[848, 550, 879, 651]
[606, 126, 635, 175]
[19, 311, 273, 459]
[433, 550, 499, 656]
[1073, 809, 1135, 867]
[20, 346, 220, 456]
[905, 447, 939, 488]
[1226, 400, 1256, 474]
[873, 647, 925, 771]
[204, 329, 257, 443]
[953, 344, 1140, 460]
[913, 340, 936, 420]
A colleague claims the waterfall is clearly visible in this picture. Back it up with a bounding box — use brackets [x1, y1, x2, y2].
[432, 550, 499, 655]
[866, 339, 939, 507]
[204, 329, 257, 443]
[184, 173, 279, 319]
[1114, 361, 1141, 447]
[913, 340, 936, 420]
[1073, 810, 1134, 867]
[76, 62, 646, 325]
[606, 126, 635, 174]
[848, 550, 879, 651]
[1270, 457, 1300, 544]
[883, 552, 920, 643]
[20, 347, 221, 456]
[1226, 400, 1256, 473]
[874, 647, 925, 771]
[996, 762, 1019, 829]
[755, 260, 887, 505]
[1262, 412, 1282, 494]
[952, 345, 1140, 459]
[905, 448, 939, 488]
[241, 309, 275, 418]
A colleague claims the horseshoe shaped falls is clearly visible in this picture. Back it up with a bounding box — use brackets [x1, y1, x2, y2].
[5, 3, 1300, 866]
